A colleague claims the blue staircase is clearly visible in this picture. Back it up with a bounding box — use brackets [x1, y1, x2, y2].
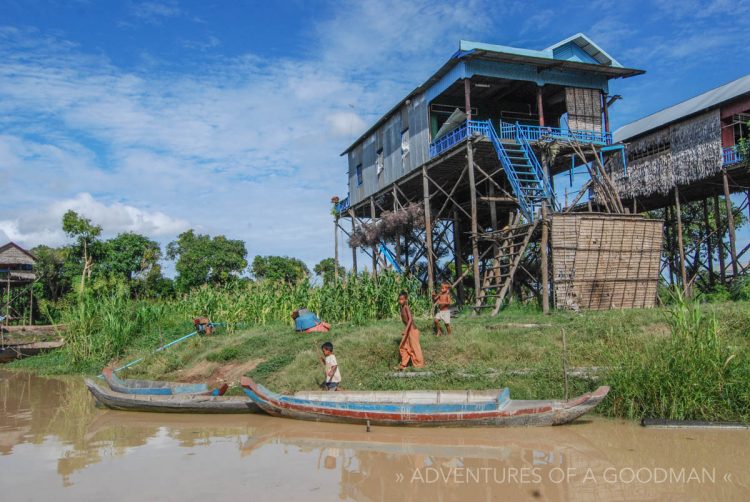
[484, 121, 557, 221]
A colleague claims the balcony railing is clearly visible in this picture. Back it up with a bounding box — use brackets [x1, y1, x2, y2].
[335, 195, 350, 215]
[429, 120, 612, 159]
[500, 123, 612, 145]
[723, 146, 745, 166]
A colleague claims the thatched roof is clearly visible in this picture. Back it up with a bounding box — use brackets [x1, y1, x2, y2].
[0, 242, 37, 266]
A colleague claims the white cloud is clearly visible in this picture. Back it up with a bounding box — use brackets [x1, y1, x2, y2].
[0, 193, 189, 249]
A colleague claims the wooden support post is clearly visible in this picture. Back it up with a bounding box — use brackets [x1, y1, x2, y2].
[714, 195, 726, 283]
[602, 92, 610, 134]
[422, 166, 435, 295]
[541, 203, 550, 314]
[674, 187, 688, 294]
[488, 182, 499, 265]
[665, 205, 675, 284]
[722, 169, 739, 278]
[464, 78, 472, 120]
[334, 215, 340, 282]
[537, 86, 545, 127]
[370, 197, 378, 278]
[702, 198, 714, 286]
[349, 212, 358, 275]
[453, 209, 465, 306]
[393, 186, 401, 268]
[466, 143, 481, 302]
[29, 285, 33, 325]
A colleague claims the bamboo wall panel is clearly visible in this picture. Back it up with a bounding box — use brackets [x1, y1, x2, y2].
[614, 109, 722, 199]
[565, 87, 602, 133]
[552, 214, 663, 310]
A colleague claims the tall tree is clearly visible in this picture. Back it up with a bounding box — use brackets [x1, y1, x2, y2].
[62, 210, 102, 290]
[101, 232, 161, 281]
[252, 255, 309, 284]
[30, 245, 70, 301]
[166, 230, 247, 291]
[313, 257, 344, 285]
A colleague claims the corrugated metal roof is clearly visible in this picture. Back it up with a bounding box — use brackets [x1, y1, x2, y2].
[615, 73, 750, 142]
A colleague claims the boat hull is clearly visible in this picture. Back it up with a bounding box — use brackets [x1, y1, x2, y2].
[101, 367, 225, 396]
[0, 340, 64, 363]
[241, 377, 608, 427]
[86, 379, 260, 414]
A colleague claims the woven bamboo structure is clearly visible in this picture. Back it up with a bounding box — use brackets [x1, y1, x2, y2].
[551, 214, 663, 310]
[613, 110, 722, 199]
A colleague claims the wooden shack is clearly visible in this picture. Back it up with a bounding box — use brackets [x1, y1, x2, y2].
[0, 242, 37, 325]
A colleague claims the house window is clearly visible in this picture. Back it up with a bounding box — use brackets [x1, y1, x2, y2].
[376, 149, 384, 176]
[401, 129, 410, 157]
[356, 164, 363, 186]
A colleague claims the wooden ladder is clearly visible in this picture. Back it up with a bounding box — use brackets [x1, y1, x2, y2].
[474, 214, 539, 315]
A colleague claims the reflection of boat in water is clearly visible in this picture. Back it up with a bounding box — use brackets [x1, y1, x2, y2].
[241, 377, 609, 426]
[0, 339, 64, 363]
[85, 379, 260, 414]
[101, 367, 227, 396]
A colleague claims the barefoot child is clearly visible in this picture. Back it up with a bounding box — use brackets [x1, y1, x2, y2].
[397, 291, 424, 370]
[319, 342, 341, 391]
[432, 282, 453, 336]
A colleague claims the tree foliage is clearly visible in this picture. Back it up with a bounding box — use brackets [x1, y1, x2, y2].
[252, 255, 309, 284]
[313, 257, 345, 285]
[167, 230, 248, 291]
[100, 232, 161, 281]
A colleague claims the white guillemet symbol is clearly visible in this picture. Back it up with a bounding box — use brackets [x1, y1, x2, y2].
[395, 473, 404, 482]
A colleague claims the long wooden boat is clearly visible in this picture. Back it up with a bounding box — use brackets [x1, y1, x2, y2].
[0, 340, 64, 363]
[85, 379, 260, 414]
[101, 367, 228, 396]
[241, 377, 609, 427]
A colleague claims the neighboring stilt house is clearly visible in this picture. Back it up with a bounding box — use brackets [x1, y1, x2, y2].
[613, 74, 750, 289]
[331, 34, 664, 313]
[0, 242, 37, 325]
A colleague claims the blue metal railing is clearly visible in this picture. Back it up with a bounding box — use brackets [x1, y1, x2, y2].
[515, 123, 559, 211]
[335, 195, 350, 215]
[723, 146, 745, 166]
[499, 122, 612, 145]
[429, 120, 612, 159]
[483, 121, 534, 220]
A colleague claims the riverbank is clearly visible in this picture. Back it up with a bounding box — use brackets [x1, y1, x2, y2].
[9, 299, 750, 422]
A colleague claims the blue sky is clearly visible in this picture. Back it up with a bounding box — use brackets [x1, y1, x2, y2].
[1, 0, 749, 271]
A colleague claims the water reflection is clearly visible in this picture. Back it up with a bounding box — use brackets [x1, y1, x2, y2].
[1, 370, 748, 501]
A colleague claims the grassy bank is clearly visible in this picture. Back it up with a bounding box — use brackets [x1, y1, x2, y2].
[11, 292, 750, 422]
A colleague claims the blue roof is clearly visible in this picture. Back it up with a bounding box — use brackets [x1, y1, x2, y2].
[458, 34, 623, 68]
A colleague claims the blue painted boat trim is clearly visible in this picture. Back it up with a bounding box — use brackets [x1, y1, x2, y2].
[242, 384, 511, 414]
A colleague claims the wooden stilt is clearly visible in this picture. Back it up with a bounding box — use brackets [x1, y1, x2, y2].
[674, 187, 688, 294]
[723, 169, 739, 278]
[466, 142, 481, 303]
[453, 209, 464, 306]
[349, 211, 358, 275]
[370, 197, 378, 278]
[422, 165, 434, 295]
[541, 203, 550, 314]
[702, 198, 714, 286]
[714, 195, 726, 283]
[334, 215, 340, 282]
[665, 205, 675, 284]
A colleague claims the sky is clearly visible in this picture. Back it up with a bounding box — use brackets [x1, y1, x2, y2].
[1, 0, 749, 274]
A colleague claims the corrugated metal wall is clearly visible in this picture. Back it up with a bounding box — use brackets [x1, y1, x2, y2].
[348, 91, 430, 206]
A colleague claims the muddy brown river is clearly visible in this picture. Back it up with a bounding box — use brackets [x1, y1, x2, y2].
[1, 370, 748, 501]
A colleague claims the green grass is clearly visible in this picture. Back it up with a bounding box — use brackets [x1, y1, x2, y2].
[10, 287, 750, 422]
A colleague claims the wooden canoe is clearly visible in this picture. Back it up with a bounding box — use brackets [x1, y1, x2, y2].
[0, 340, 64, 363]
[101, 367, 228, 396]
[85, 379, 260, 414]
[241, 377, 609, 427]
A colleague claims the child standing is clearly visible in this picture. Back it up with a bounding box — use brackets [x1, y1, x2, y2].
[432, 282, 453, 336]
[397, 291, 424, 370]
[319, 342, 341, 391]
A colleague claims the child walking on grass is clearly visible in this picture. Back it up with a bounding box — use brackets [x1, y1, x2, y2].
[397, 291, 424, 370]
[432, 282, 453, 336]
[319, 341, 342, 391]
